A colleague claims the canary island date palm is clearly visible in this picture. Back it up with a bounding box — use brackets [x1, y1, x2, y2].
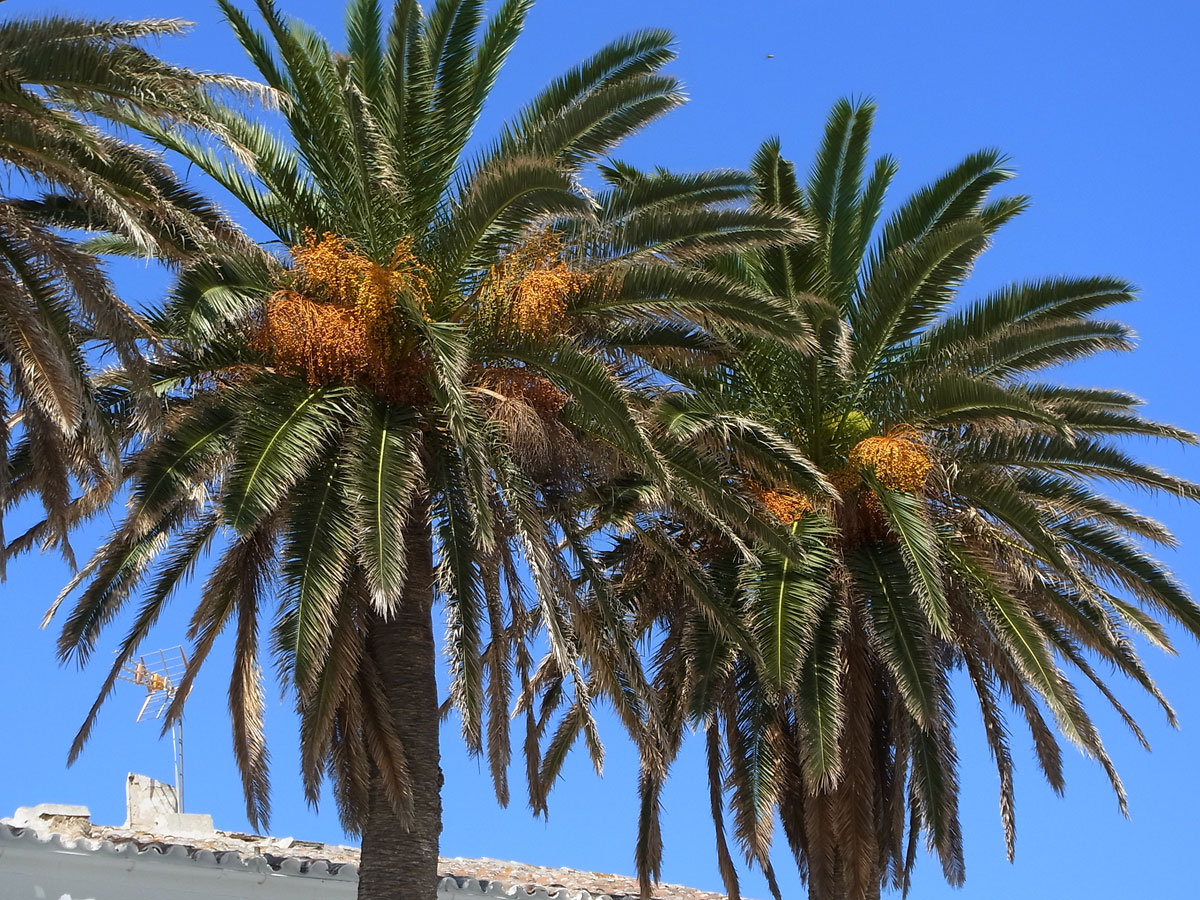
[47, 3, 807, 898]
[0, 14, 253, 564]
[576, 98, 1200, 900]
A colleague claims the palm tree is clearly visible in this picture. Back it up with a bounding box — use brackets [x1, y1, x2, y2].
[0, 13, 250, 565]
[47, 3, 807, 898]
[577, 98, 1200, 900]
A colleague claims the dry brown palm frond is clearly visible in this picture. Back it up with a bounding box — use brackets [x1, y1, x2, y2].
[961, 647, 1017, 860]
[329, 688, 372, 836]
[635, 756, 665, 900]
[481, 551, 514, 807]
[18, 409, 80, 564]
[0, 264, 88, 435]
[229, 562, 271, 829]
[706, 720, 743, 900]
[773, 721, 810, 874]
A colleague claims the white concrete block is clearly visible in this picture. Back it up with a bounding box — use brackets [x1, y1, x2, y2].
[154, 813, 216, 838]
[124, 773, 178, 828]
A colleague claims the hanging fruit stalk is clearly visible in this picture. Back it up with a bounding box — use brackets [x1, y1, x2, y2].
[477, 367, 569, 418]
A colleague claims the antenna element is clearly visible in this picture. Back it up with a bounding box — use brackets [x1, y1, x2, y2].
[117, 646, 189, 813]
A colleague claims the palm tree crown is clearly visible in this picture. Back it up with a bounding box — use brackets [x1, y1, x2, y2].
[589, 98, 1199, 900]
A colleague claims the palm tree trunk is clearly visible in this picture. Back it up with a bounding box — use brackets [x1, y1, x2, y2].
[358, 512, 442, 900]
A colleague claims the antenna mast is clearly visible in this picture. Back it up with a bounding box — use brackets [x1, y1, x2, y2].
[117, 646, 189, 813]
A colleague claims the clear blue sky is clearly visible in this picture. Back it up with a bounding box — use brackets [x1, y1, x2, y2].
[3, 1, 1199, 897]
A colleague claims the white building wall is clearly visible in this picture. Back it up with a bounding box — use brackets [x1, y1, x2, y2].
[0, 830, 363, 900]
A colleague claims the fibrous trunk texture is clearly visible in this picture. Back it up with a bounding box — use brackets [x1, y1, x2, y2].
[357, 512, 442, 900]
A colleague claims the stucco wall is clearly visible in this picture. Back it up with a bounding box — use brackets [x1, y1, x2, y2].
[0, 830, 361, 900]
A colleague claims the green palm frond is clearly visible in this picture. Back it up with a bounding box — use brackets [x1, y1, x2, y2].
[0, 12, 247, 558]
[592, 96, 1198, 900]
[277, 459, 355, 690]
[349, 403, 423, 610]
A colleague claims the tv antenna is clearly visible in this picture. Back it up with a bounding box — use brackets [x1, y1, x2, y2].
[117, 646, 189, 813]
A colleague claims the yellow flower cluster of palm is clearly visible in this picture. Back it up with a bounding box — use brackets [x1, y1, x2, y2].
[848, 429, 932, 492]
[753, 429, 932, 528]
[259, 293, 377, 386]
[480, 233, 592, 338]
[257, 232, 431, 401]
[751, 484, 814, 524]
